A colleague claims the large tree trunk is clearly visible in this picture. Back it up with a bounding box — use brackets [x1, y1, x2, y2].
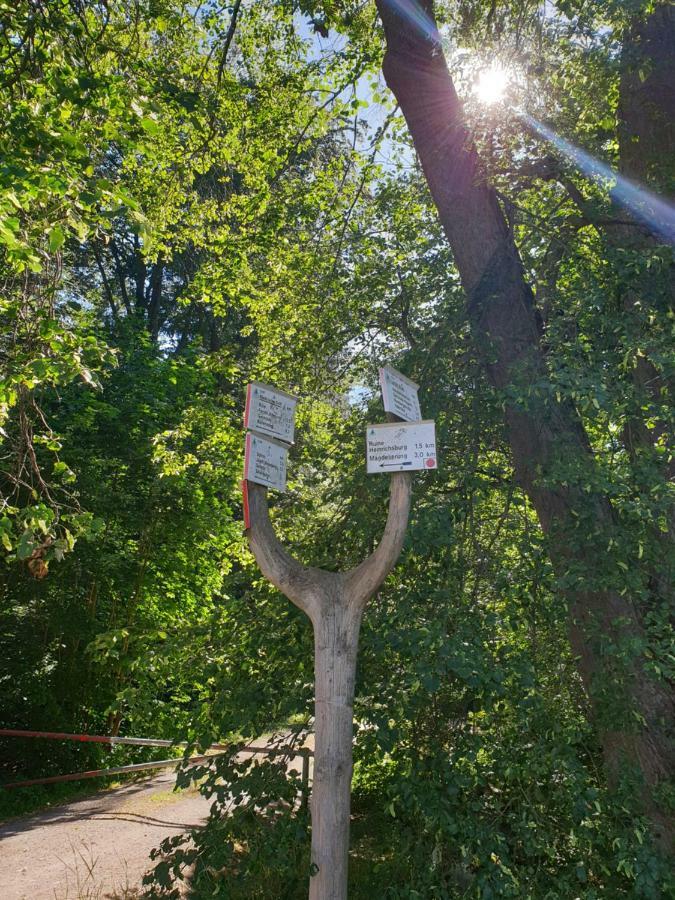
[375, 0, 674, 850]
[617, 4, 675, 195]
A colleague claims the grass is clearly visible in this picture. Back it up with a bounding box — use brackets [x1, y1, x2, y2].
[50, 838, 146, 899]
[0, 777, 116, 823]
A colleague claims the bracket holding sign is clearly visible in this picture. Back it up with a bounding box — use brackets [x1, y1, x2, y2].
[366, 420, 437, 473]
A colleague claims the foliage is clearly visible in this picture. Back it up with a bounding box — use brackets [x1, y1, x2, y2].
[0, 0, 672, 897]
[146, 748, 310, 899]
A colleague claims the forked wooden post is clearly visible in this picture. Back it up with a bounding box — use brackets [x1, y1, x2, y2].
[246, 473, 412, 900]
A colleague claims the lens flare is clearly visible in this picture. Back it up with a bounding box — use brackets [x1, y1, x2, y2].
[521, 113, 675, 245]
[379, 0, 675, 245]
[381, 0, 440, 44]
[475, 66, 509, 104]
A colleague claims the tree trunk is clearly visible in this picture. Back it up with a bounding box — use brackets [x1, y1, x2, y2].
[246, 473, 412, 897]
[147, 256, 164, 342]
[617, 4, 675, 195]
[375, 0, 674, 850]
[310, 597, 361, 900]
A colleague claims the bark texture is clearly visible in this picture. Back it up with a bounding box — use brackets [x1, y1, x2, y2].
[615, 3, 675, 479]
[375, 0, 674, 850]
[618, 4, 675, 192]
[246, 473, 412, 898]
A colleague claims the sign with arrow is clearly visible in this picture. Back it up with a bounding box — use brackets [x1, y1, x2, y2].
[366, 421, 437, 474]
[244, 431, 288, 491]
[378, 365, 421, 422]
[244, 381, 298, 444]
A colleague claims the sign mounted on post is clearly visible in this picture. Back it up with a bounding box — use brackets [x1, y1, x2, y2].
[244, 382, 298, 444]
[244, 431, 288, 491]
[366, 420, 437, 474]
[379, 366, 421, 422]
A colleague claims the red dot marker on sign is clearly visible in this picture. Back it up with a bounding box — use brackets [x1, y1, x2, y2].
[425, 458, 436, 468]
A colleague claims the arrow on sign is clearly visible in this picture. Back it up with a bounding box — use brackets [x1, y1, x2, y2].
[380, 461, 413, 468]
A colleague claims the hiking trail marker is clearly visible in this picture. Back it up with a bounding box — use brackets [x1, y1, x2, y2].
[244, 381, 298, 444]
[366, 420, 437, 473]
[244, 430, 288, 492]
[378, 365, 421, 422]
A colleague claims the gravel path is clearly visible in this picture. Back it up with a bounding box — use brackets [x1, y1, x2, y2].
[0, 769, 210, 899]
[0, 738, 312, 900]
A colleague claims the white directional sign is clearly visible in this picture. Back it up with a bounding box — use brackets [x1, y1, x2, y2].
[244, 382, 298, 444]
[244, 430, 288, 491]
[366, 420, 437, 474]
[379, 366, 421, 422]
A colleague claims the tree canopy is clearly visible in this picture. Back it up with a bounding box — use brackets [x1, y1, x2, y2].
[0, 1, 672, 897]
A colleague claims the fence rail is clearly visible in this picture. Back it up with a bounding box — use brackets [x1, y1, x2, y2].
[2, 755, 216, 789]
[0, 728, 227, 750]
[0, 728, 313, 802]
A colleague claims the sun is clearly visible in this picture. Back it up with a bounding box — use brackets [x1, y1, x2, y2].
[474, 64, 510, 105]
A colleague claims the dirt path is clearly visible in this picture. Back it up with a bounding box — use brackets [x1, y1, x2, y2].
[0, 769, 210, 899]
[0, 738, 312, 900]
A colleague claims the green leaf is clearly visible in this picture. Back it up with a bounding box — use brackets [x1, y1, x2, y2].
[16, 531, 36, 560]
[141, 117, 160, 135]
[48, 225, 65, 253]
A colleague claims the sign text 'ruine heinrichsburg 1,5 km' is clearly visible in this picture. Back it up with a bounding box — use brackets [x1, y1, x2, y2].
[366, 420, 437, 474]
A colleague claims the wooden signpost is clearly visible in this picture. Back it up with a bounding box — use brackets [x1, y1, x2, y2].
[243, 373, 435, 900]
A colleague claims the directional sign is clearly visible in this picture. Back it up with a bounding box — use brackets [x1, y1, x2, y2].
[244, 382, 298, 444]
[379, 366, 421, 422]
[244, 430, 288, 491]
[366, 420, 437, 474]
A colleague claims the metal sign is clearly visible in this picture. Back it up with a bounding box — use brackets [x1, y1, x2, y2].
[366, 420, 437, 474]
[244, 430, 288, 491]
[379, 366, 421, 422]
[244, 381, 298, 444]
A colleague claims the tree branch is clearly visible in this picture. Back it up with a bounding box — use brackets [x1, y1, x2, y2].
[215, 0, 242, 92]
[345, 472, 412, 607]
[245, 482, 331, 623]
[246, 472, 412, 619]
